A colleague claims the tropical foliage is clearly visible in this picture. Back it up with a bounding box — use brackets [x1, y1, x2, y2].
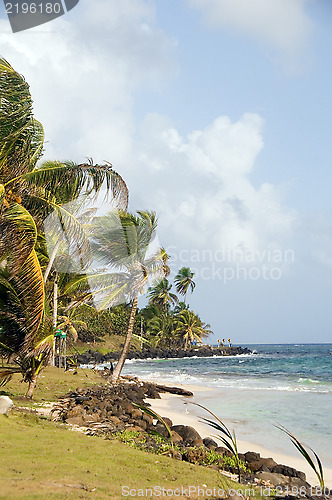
[0, 58, 128, 395]
[67, 210, 168, 382]
[173, 309, 211, 349]
[0, 57, 213, 395]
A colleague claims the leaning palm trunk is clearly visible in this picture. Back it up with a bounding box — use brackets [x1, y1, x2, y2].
[26, 373, 38, 398]
[110, 296, 138, 383]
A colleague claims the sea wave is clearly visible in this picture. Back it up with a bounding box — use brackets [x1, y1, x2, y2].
[124, 369, 332, 394]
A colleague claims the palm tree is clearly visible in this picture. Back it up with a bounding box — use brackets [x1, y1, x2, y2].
[0, 58, 128, 395]
[67, 210, 167, 383]
[146, 313, 176, 348]
[147, 278, 178, 312]
[174, 267, 196, 304]
[174, 309, 212, 350]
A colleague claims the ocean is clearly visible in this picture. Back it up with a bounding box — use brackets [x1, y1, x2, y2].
[121, 344, 332, 468]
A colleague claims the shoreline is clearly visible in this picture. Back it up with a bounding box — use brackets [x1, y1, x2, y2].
[146, 382, 332, 489]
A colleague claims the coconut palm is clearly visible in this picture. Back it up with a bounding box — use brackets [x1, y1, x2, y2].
[0, 58, 128, 394]
[174, 309, 212, 350]
[67, 210, 167, 382]
[174, 267, 196, 304]
[0, 59, 128, 280]
[146, 313, 175, 348]
[147, 278, 178, 312]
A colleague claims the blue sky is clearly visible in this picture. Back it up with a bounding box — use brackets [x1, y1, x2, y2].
[1, 0, 332, 343]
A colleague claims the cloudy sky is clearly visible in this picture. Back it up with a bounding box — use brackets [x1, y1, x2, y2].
[1, 0, 332, 344]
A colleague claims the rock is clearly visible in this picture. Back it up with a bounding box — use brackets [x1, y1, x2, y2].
[215, 446, 232, 457]
[244, 451, 261, 462]
[129, 409, 143, 419]
[249, 457, 278, 473]
[183, 447, 207, 464]
[142, 413, 153, 425]
[85, 413, 101, 423]
[154, 384, 193, 397]
[203, 437, 218, 449]
[192, 438, 204, 447]
[153, 423, 169, 438]
[108, 416, 122, 426]
[271, 464, 306, 482]
[255, 471, 309, 489]
[66, 416, 86, 426]
[0, 396, 13, 415]
[171, 425, 202, 445]
[76, 345, 252, 365]
[133, 419, 147, 430]
[161, 416, 173, 428]
[125, 425, 145, 433]
[170, 450, 182, 460]
[121, 402, 135, 414]
[170, 431, 183, 444]
[66, 406, 85, 418]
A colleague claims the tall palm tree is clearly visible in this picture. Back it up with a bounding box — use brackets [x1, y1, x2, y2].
[174, 309, 212, 350]
[0, 58, 128, 395]
[67, 210, 167, 383]
[147, 278, 178, 312]
[174, 267, 196, 304]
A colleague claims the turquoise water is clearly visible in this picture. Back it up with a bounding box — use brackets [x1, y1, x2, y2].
[122, 344, 332, 467]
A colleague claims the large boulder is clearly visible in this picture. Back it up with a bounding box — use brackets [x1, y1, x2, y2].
[203, 437, 218, 450]
[244, 451, 261, 462]
[171, 425, 203, 445]
[170, 431, 183, 444]
[248, 457, 277, 473]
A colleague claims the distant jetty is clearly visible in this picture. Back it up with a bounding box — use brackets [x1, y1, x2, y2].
[77, 345, 252, 365]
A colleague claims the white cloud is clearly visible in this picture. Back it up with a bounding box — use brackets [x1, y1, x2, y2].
[0, 0, 177, 166]
[0, 0, 296, 264]
[132, 112, 296, 258]
[186, 0, 312, 57]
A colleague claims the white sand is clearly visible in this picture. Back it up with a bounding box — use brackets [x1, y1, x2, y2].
[146, 386, 332, 489]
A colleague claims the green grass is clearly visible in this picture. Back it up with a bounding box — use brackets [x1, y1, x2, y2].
[0, 367, 265, 499]
[0, 411, 226, 499]
[0, 366, 102, 406]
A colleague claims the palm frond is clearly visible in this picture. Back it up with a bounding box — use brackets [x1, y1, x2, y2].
[275, 424, 325, 489]
[133, 402, 174, 450]
[21, 161, 128, 208]
[0, 366, 22, 386]
[0, 58, 43, 179]
[0, 201, 38, 277]
[12, 249, 45, 341]
[189, 401, 242, 480]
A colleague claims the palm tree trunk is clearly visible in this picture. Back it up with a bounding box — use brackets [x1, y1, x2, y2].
[43, 238, 62, 284]
[51, 272, 58, 366]
[26, 372, 38, 398]
[110, 296, 138, 383]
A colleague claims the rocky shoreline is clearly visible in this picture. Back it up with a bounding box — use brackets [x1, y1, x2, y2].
[50, 377, 331, 499]
[76, 345, 252, 365]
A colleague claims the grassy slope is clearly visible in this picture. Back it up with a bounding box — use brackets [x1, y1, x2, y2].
[0, 368, 228, 499]
[0, 412, 226, 499]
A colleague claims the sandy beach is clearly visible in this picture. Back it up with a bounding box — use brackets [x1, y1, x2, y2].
[146, 383, 332, 489]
